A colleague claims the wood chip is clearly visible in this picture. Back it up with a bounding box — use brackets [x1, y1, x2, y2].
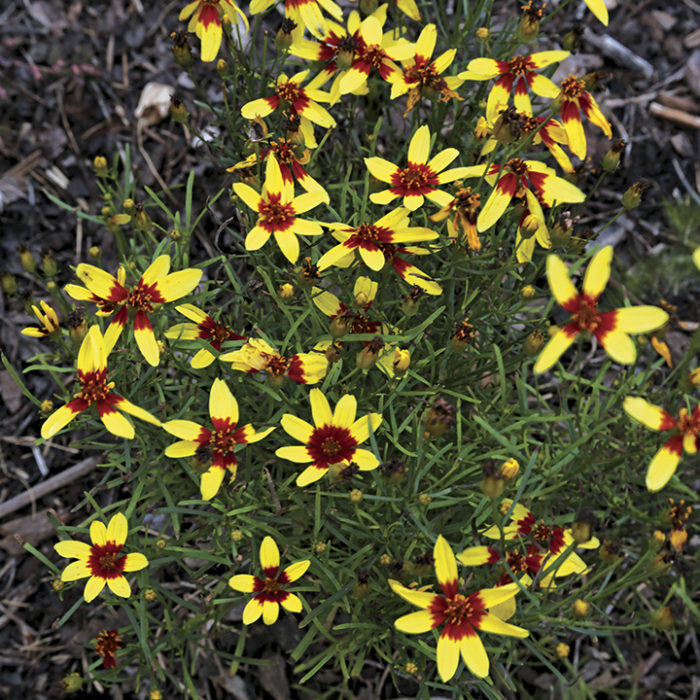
[685, 28, 700, 49]
[658, 91, 699, 114]
[651, 10, 677, 31]
[649, 102, 700, 129]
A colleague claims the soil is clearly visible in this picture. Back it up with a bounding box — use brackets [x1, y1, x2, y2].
[1, 0, 699, 697]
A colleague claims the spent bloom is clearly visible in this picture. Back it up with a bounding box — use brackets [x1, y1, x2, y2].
[41, 325, 161, 440]
[54, 512, 148, 602]
[534, 246, 669, 373]
[389, 535, 528, 682]
[229, 536, 310, 624]
[275, 387, 382, 486]
[65, 254, 202, 366]
[165, 304, 245, 369]
[94, 630, 124, 668]
[233, 155, 326, 263]
[459, 50, 569, 123]
[623, 397, 700, 491]
[365, 125, 472, 211]
[178, 0, 249, 62]
[162, 378, 275, 500]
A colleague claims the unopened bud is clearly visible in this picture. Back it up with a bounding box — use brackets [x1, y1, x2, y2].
[18, 246, 37, 274]
[231, 529, 244, 543]
[359, 0, 379, 14]
[602, 139, 625, 172]
[144, 588, 157, 601]
[423, 397, 456, 437]
[93, 156, 108, 177]
[123, 198, 136, 215]
[404, 662, 418, 675]
[40, 399, 54, 416]
[52, 578, 65, 591]
[572, 599, 590, 619]
[170, 95, 189, 124]
[170, 31, 192, 68]
[314, 541, 327, 554]
[524, 329, 546, 356]
[352, 570, 370, 598]
[60, 672, 84, 694]
[89, 246, 101, 262]
[652, 529, 666, 545]
[401, 286, 423, 317]
[393, 348, 410, 375]
[41, 251, 58, 277]
[499, 458, 519, 481]
[621, 181, 647, 209]
[356, 337, 383, 370]
[1, 271, 18, 295]
[150, 691, 163, 700]
[216, 59, 228, 77]
[562, 26, 583, 53]
[475, 27, 490, 41]
[279, 282, 295, 299]
[521, 284, 536, 299]
[156, 538, 167, 549]
[556, 642, 570, 658]
[418, 493, 431, 507]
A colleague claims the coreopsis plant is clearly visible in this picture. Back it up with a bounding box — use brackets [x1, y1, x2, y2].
[275, 387, 382, 486]
[623, 397, 700, 491]
[233, 154, 326, 263]
[178, 0, 249, 62]
[390, 535, 528, 681]
[41, 325, 160, 439]
[459, 50, 569, 123]
[54, 512, 148, 602]
[229, 536, 310, 624]
[65, 254, 202, 366]
[162, 378, 275, 500]
[365, 124, 472, 211]
[534, 246, 669, 373]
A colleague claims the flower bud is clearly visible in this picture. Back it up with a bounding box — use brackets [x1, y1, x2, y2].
[1, 271, 18, 295]
[132, 203, 152, 232]
[381, 457, 406, 484]
[562, 26, 583, 53]
[89, 246, 101, 262]
[572, 599, 590, 619]
[602, 138, 626, 172]
[524, 329, 546, 356]
[275, 18, 297, 51]
[499, 458, 520, 481]
[359, 0, 379, 14]
[379, 553, 391, 566]
[150, 692, 163, 700]
[393, 348, 410, 375]
[352, 570, 370, 598]
[349, 488, 363, 504]
[450, 317, 474, 352]
[599, 538, 621, 564]
[93, 156, 108, 177]
[404, 662, 418, 675]
[294, 256, 320, 288]
[231, 529, 244, 543]
[481, 461, 504, 499]
[216, 58, 228, 77]
[621, 181, 647, 209]
[418, 493, 431, 507]
[473, 116, 491, 140]
[170, 95, 189, 124]
[401, 285, 423, 317]
[556, 642, 570, 659]
[18, 246, 37, 274]
[52, 578, 64, 591]
[40, 251, 58, 277]
[170, 31, 192, 68]
[356, 336, 383, 370]
[40, 399, 54, 416]
[423, 397, 456, 438]
[518, 1, 544, 42]
[279, 282, 295, 299]
[156, 538, 167, 549]
[521, 284, 536, 299]
[475, 26, 490, 41]
[650, 604, 677, 631]
[123, 198, 136, 215]
[144, 588, 157, 601]
[686, 367, 700, 387]
[652, 529, 666, 545]
[314, 541, 327, 554]
[60, 673, 84, 694]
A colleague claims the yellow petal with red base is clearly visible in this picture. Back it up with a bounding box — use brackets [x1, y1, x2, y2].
[457, 546, 494, 566]
[477, 611, 528, 637]
[229, 574, 256, 592]
[529, 50, 570, 69]
[546, 254, 578, 309]
[414, 23, 437, 60]
[364, 157, 399, 183]
[90, 519, 108, 546]
[107, 575, 132, 598]
[259, 536, 280, 571]
[561, 101, 587, 159]
[106, 513, 128, 547]
[141, 256, 171, 286]
[198, 8, 223, 62]
[459, 633, 489, 678]
[296, 464, 326, 486]
[434, 535, 458, 593]
[486, 78, 512, 124]
[599, 330, 636, 364]
[427, 149, 458, 175]
[477, 178, 515, 232]
[191, 347, 216, 368]
[462, 57, 501, 78]
[55, 540, 91, 560]
[61, 560, 91, 581]
[300, 99, 336, 128]
[280, 593, 303, 613]
[242, 597, 264, 624]
[395, 610, 436, 633]
[165, 440, 199, 457]
[78, 325, 104, 375]
[310, 388, 332, 426]
[333, 394, 357, 428]
[209, 378, 238, 425]
[615, 306, 669, 333]
[396, 0, 420, 20]
[541, 174, 586, 205]
[245, 226, 271, 251]
[437, 634, 460, 682]
[104, 313, 126, 357]
[163, 419, 205, 440]
[233, 182, 262, 212]
[76, 264, 126, 300]
[646, 438, 683, 491]
[274, 231, 300, 263]
[283, 560, 310, 582]
[533, 327, 578, 374]
[123, 552, 148, 572]
[262, 600, 280, 625]
[41, 402, 84, 440]
[84, 576, 107, 602]
[582, 245, 613, 301]
[479, 583, 520, 608]
[201, 466, 226, 500]
[584, 0, 609, 25]
[156, 268, 203, 301]
[98, 405, 135, 439]
[408, 125, 431, 164]
[388, 579, 438, 609]
[113, 395, 161, 425]
[165, 323, 200, 341]
[133, 311, 160, 366]
[349, 413, 383, 443]
[281, 414, 315, 443]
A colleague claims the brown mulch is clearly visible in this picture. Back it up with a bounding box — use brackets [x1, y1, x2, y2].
[1, 0, 699, 696]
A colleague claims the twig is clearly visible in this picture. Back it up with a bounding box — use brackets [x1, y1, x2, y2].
[0, 456, 98, 521]
[671, 157, 700, 207]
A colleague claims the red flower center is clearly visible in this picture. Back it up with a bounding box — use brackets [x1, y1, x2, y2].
[307, 424, 357, 467]
[77, 370, 112, 404]
[440, 592, 486, 629]
[264, 353, 289, 376]
[360, 44, 387, 69]
[262, 576, 282, 596]
[127, 283, 160, 312]
[560, 75, 585, 98]
[271, 140, 296, 164]
[507, 55, 534, 75]
[404, 62, 445, 90]
[88, 542, 126, 579]
[259, 194, 295, 232]
[392, 163, 437, 194]
[506, 158, 528, 176]
[211, 426, 239, 455]
[506, 549, 529, 573]
[678, 408, 700, 437]
[277, 80, 304, 104]
[572, 298, 602, 332]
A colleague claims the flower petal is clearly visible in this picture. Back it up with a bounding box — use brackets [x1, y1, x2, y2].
[646, 436, 683, 491]
[310, 388, 332, 427]
[546, 254, 579, 311]
[582, 245, 613, 301]
[55, 540, 91, 560]
[407, 125, 431, 165]
[333, 394, 357, 428]
[61, 559, 91, 581]
[201, 466, 226, 500]
[210, 378, 238, 426]
[282, 560, 310, 583]
[623, 397, 676, 431]
[229, 574, 257, 592]
[388, 579, 438, 609]
[106, 513, 128, 547]
[280, 592, 303, 613]
[395, 610, 436, 633]
[476, 611, 528, 638]
[614, 306, 669, 334]
[90, 519, 108, 546]
[83, 575, 106, 602]
[280, 414, 314, 443]
[436, 633, 460, 682]
[123, 552, 148, 572]
[533, 326, 578, 374]
[242, 597, 264, 624]
[433, 535, 458, 597]
[459, 633, 489, 678]
[598, 330, 636, 364]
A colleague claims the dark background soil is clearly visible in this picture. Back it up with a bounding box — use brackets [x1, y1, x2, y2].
[1, 0, 699, 697]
